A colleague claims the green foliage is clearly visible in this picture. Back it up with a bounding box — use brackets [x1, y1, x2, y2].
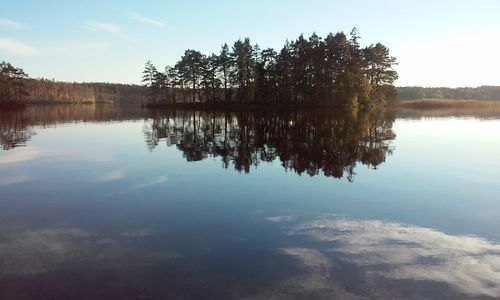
[0, 61, 29, 101]
[143, 29, 399, 109]
[141, 60, 170, 103]
[364, 43, 398, 86]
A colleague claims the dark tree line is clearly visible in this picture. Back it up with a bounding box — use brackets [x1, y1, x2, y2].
[142, 29, 398, 108]
[0, 61, 29, 101]
[22, 80, 149, 104]
[1, 61, 152, 105]
[144, 109, 395, 181]
[397, 86, 500, 101]
[1, 62, 150, 104]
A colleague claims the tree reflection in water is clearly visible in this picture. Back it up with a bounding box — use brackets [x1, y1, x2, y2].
[0, 104, 144, 151]
[0, 110, 36, 150]
[144, 109, 396, 181]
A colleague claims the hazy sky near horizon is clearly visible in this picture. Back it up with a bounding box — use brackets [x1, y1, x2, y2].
[1, 0, 499, 87]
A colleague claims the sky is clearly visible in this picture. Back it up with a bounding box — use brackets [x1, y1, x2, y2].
[1, 0, 499, 87]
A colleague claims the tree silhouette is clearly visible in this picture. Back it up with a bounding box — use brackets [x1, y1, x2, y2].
[364, 43, 398, 86]
[0, 61, 29, 102]
[142, 29, 399, 109]
[178, 50, 204, 103]
[217, 43, 233, 101]
[200, 54, 221, 103]
[231, 38, 255, 103]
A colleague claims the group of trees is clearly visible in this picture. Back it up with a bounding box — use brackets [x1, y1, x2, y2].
[144, 109, 395, 180]
[0, 61, 29, 101]
[22, 80, 149, 104]
[142, 29, 398, 108]
[1, 61, 151, 105]
[1, 61, 152, 105]
[397, 86, 500, 101]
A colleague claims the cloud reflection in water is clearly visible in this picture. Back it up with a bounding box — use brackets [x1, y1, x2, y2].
[275, 216, 500, 298]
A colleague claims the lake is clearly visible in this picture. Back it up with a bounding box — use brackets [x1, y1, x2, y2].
[1, 105, 500, 299]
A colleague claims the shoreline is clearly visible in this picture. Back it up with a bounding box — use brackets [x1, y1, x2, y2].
[395, 99, 500, 109]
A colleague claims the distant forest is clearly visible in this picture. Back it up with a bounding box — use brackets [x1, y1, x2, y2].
[22, 80, 148, 104]
[142, 29, 399, 108]
[396, 86, 500, 101]
[0, 61, 148, 105]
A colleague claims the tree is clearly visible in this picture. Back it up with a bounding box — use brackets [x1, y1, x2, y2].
[166, 66, 180, 103]
[275, 40, 294, 101]
[363, 42, 398, 86]
[178, 49, 204, 102]
[141, 60, 161, 101]
[0, 61, 29, 101]
[231, 38, 255, 102]
[142, 60, 158, 87]
[308, 33, 326, 101]
[216, 43, 233, 101]
[141, 29, 399, 108]
[200, 54, 221, 103]
[154, 69, 168, 103]
[255, 48, 277, 102]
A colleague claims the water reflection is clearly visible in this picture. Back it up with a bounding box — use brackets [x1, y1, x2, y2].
[144, 109, 396, 181]
[0, 104, 144, 150]
[1, 215, 499, 299]
[0, 111, 36, 150]
[260, 214, 500, 299]
[1, 105, 500, 299]
[0, 227, 178, 277]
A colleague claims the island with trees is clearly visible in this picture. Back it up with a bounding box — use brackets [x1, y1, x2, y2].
[141, 29, 398, 110]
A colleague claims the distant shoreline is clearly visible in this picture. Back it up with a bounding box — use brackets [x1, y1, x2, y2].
[394, 98, 500, 109]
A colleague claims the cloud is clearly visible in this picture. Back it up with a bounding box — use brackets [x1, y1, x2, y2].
[288, 217, 500, 298]
[0, 147, 45, 164]
[282, 247, 331, 268]
[0, 227, 179, 276]
[265, 215, 297, 223]
[0, 174, 32, 186]
[0, 228, 94, 275]
[247, 245, 360, 299]
[95, 170, 124, 182]
[133, 175, 168, 189]
[0, 18, 26, 29]
[0, 37, 39, 56]
[86, 21, 120, 33]
[0, 36, 108, 58]
[127, 12, 165, 27]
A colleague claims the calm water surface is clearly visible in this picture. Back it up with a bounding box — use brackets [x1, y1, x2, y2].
[1, 105, 500, 299]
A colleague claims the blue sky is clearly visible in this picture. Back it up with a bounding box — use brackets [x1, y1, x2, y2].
[1, 0, 499, 87]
